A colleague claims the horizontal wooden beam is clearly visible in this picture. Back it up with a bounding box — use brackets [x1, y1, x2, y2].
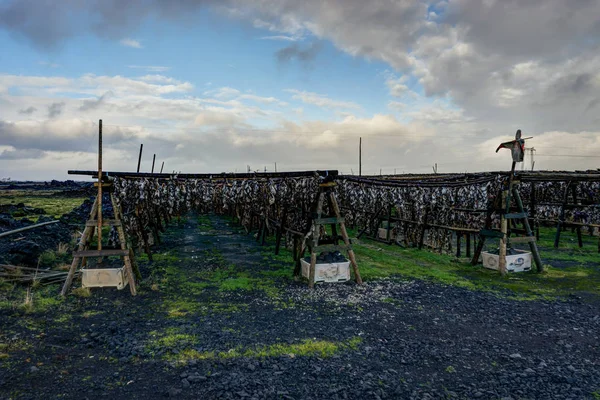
[509, 236, 536, 243]
[504, 212, 528, 219]
[73, 249, 129, 257]
[480, 229, 504, 239]
[314, 217, 344, 225]
[85, 220, 122, 227]
[68, 169, 338, 180]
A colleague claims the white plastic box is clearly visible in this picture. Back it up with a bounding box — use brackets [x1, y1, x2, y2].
[82, 267, 128, 290]
[300, 258, 350, 283]
[482, 249, 532, 273]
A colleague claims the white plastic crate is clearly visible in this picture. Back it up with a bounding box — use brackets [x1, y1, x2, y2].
[82, 267, 128, 290]
[300, 258, 350, 283]
[482, 249, 532, 273]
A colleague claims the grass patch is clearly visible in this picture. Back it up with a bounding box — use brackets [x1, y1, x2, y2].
[71, 287, 91, 298]
[82, 310, 103, 318]
[0, 192, 86, 219]
[166, 336, 362, 364]
[146, 327, 199, 353]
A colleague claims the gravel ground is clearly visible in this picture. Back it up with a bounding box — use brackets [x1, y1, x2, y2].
[1, 215, 599, 400]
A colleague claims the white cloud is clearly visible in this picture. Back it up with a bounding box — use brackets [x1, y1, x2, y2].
[2, 1, 600, 177]
[385, 73, 412, 98]
[120, 38, 143, 48]
[128, 65, 171, 72]
[204, 87, 288, 106]
[387, 101, 406, 112]
[0, 73, 194, 97]
[259, 35, 299, 41]
[285, 89, 360, 110]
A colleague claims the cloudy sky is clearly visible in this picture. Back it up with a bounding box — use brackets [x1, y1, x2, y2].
[1, 0, 599, 180]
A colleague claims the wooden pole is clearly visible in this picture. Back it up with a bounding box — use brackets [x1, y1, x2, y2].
[359, 137, 362, 176]
[97, 119, 103, 255]
[151, 154, 156, 173]
[386, 204, 392, 242]
[554, 182, 571, 248]
[0, 220, 59, 238]
[466, 233, 471, 258]
[160, 161, 164, 174]
[328, 191, 362, 284]
[511, 187, 544, 272]
[308, 192, 325, 288]
[137, 144, 143, 173]
[275, 206, 288, 255]
[499, 190, 508, 276]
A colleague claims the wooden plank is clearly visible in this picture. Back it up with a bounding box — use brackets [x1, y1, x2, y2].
[499, 190, 508, 276]
[319, 182, 337, 187]
[314, 244, 351, 252]
[509, 236, 536, 243]
[86, 220, 122, 227]
[73, 249, 129, 257]
[314, 217, 344, 225]
[480, 229, 504, 239]
[504, 212, 528, 219]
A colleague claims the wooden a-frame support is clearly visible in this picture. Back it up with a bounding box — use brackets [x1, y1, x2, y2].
[61, 119, 139, 296]
[471, 162, 544, 274]
[295, 181, 363, 288]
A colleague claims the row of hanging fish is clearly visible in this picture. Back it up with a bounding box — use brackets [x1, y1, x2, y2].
[107, 172, 599, 256]
[111, 176, 322, 250]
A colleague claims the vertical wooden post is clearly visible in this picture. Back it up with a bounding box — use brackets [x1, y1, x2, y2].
[160, 161, 164, 174]
[357, 206, 383, 239]
[328, 191, 362, 284]
[512, 186, 544, 272]
[97, 120, 103, 256]
[261, 217, 267, 246]
[418, 207, 429, 250]
[499, 190, 508, 276]
[137, 144, 143, 173]
[530, 182, 539, 240]
[554, 182, 570, 248]
[308, 192, 325, 288]
[135, 206, 153, 262]
[385, 203, 392, 242]
[571, 183, 584, 248]
[275, 206, 288, 255]
[151, 154, 156, 173]
[456, 232, 461, 258]
[293, 235, 302, 277]
[359, 137, 362, 176]
[466, 233, 471, 258]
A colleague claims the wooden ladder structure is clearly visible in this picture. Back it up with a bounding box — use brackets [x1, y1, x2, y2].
[296, 180, 363, 288]
[61, 120, 139, 296]
[472, 168, 544, 274]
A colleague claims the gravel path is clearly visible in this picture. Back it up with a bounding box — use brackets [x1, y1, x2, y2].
[1, 215, 599, 399]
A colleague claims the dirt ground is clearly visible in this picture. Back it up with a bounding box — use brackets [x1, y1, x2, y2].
[1, 214, 599, 400]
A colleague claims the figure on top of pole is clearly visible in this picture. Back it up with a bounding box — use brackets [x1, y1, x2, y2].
[495, 129, 532, 164]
